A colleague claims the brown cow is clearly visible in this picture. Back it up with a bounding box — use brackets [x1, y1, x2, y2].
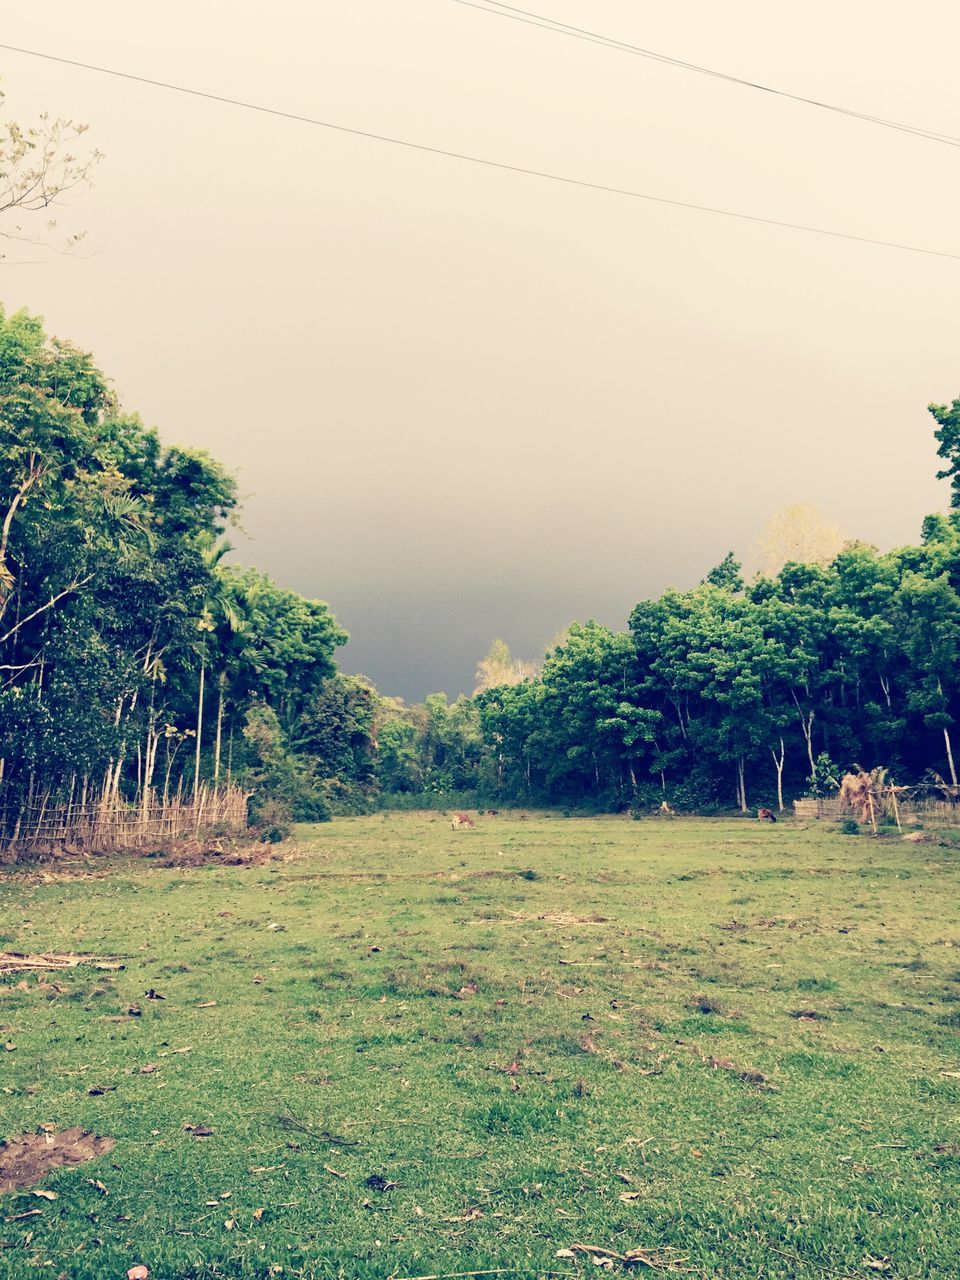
[757, 808, 777, 823]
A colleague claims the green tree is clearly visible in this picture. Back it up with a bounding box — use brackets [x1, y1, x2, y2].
[929, 396, 960, 509]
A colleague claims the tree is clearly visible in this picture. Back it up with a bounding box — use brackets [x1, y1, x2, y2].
[703, 552, 744, 592]
[891, 570, 960, 787]
[473, 639, 538, 694]
[294, 675, 377, 783]
[1, 88, 101, 259]
[928, 397, 960, 509]
[753, 504, 849, 579]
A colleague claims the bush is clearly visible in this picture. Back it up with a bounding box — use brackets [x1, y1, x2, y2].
[248, 796, 293, 843]
[290, 790, 331, 823]
[839, 818, 860, 836]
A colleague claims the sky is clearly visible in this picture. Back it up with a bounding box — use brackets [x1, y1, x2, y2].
[2, 1, 959, 699]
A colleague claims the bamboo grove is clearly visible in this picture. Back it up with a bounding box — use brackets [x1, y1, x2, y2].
[2, 304, 960, 836]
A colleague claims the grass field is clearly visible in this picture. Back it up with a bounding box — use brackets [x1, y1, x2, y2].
[1, 813, 959, 1280]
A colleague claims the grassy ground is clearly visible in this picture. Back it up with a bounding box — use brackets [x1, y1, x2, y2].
[1, 813, 959, 1280]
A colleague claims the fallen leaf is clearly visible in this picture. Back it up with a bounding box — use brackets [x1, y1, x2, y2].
[443, 1207, 484, 1223]
[223, 1218, 235, 1230]
[5, 1209, 42, 1221]
[87, 1179, 108, 1195]
[323, 1164, 347, 1179]
[863, 1258, 891, 1273]
[138, 1064, 157, 1075]
[88, 1084, 116, 1097]
[183, 1124, 214, 1138]
[197, 1001, 217, 1009]
[126, 1266, 148, 1280]
[32, 1190, 57, 1201]
[619, 1191, 644, 1202]
[252, 1207, 265, 1221]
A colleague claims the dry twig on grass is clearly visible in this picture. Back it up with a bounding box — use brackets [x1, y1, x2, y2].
[0, 952, 123, 975]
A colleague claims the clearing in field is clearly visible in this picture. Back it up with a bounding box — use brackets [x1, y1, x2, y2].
[1, 814, 959, 1279]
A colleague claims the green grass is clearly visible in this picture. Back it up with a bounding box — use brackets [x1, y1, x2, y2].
[1, 813, 960, 1279]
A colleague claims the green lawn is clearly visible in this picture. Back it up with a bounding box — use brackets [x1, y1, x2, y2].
[1, 813, 959, 1279]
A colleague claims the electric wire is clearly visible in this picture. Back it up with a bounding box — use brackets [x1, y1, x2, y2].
[1, 40, 957, 261]
[451, 0, 960, 148]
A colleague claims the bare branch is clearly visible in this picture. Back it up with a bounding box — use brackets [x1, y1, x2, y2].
[0, 575, 93, 647]
[0, 92, 102, 259]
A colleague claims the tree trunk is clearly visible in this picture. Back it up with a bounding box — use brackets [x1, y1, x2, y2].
[772, 737, 785, 811]
[945, 726, 958, 789]
[214, 673, 225, 787]
[737, 757, 747, 813]
[194, 662, 205, 797]
[792, 691, 816, 779]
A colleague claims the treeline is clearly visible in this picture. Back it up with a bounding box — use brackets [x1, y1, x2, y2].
[321, 418, 960, 815]
[475, 524, 960, 811]
[0, 306, 345, 835]
[3, 304, 960, 828]
[331, 510, 960, 814]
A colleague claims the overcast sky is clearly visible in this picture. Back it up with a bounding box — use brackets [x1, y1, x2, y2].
[2, 1, 959, 698]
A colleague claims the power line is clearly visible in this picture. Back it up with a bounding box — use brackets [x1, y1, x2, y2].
[1, 41, 957, 261]
[452, 0, 960, 148]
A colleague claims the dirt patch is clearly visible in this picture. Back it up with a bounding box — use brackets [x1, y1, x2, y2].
[153, 840, 285, 868]
[0, 953, 124, 977]
[0, 1128, 115, 1195]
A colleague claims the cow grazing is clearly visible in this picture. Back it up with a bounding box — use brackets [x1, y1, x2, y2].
[451, 812, 476, 831]
[757, 808, 777, 823]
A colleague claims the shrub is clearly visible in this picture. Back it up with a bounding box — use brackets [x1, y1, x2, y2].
[249, 797, 293, 843]
[839, 818, 860, 836]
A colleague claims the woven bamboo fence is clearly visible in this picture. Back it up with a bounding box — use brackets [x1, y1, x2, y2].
[0, 784, 249, 856]
[793, 796, 960, 825]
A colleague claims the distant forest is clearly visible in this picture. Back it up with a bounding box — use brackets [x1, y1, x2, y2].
[3, 305, 960, 827]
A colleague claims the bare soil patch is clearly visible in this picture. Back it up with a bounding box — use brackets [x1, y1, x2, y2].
[0, 1128, 115, 1196]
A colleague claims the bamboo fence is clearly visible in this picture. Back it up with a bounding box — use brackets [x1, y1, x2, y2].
[0, 784, 249, 856]
[793, 795, 960, 824]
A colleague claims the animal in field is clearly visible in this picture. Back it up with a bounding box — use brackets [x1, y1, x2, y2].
[757, 807, 777, 822]
[485, 809, 499, 816]
[451, 812, 475, 831]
